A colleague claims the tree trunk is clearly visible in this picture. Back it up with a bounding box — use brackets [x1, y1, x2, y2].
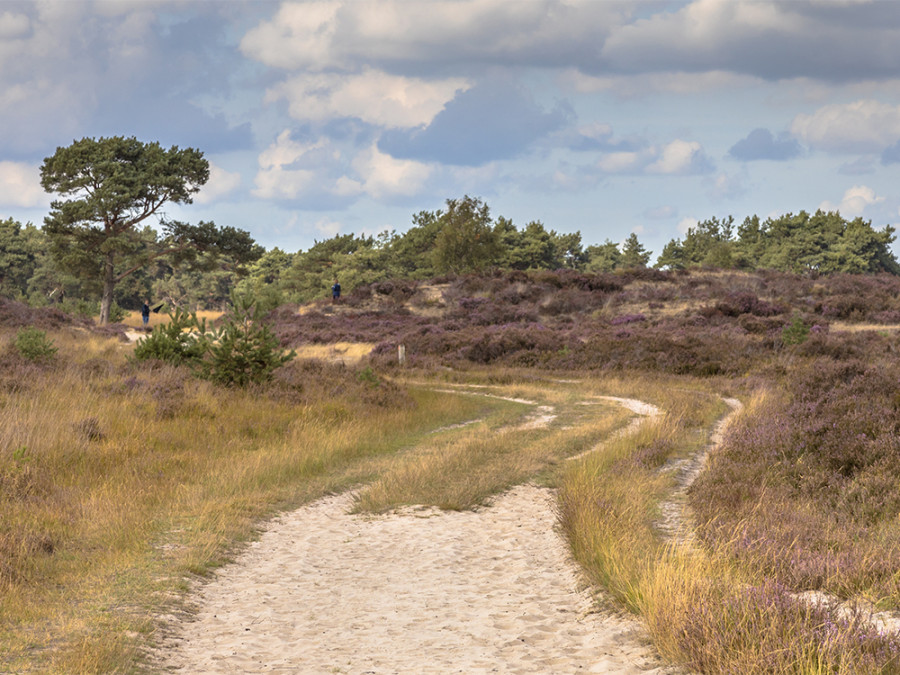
[99, 252, 115, 325]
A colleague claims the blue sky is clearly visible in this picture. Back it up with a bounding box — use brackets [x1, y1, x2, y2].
[3, 0, 900, 261]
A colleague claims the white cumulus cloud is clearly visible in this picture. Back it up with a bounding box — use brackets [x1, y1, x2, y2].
[253, 130, 431, 202]
[253, 131, 327, 199]
[596, 151, 644, 173]
[266, 69, 468, 129]
[0, 11, 30, 39]
[792, 100, 900, 153]
[818, 184, 884, 217]
[240, 1, 341, 70]
[241, 0, 624, 71]
[0, 161, 46, 208]
[647, 140, 707, 174]
[595, 139, 712, 175]
[351, 144, 432, 199]
[195, 163, 242, 204]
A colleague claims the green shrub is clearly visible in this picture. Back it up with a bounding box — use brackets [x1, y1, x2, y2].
[357, 366, 380, 387]
[108, 302, 126, 323]
[14, 327, 57, 363]
[132, 308, 206, 366]
[781, 314, 810, 346]
[133, 297, 294, 387]
[196, 293, 295, 387]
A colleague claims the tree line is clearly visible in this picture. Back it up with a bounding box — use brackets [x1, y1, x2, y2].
[2, 136, 898, 322]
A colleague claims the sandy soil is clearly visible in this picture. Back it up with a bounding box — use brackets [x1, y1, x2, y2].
[156, 486, 678, 674]
[154, 393, 685, 674]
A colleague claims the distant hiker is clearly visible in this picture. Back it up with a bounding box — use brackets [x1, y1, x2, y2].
[332, 280, 341, 303]
[141, 300, 150, 327]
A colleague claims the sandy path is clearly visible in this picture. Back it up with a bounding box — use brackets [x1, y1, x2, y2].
[155, 392, 683, 674]
[657, 397, 742, 546]
[157, 484, 677, 674]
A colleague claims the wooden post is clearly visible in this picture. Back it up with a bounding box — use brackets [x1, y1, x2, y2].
[398, 344, 406, 366]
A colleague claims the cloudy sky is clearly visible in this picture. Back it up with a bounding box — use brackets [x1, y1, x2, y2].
[3, 0, 900, 259]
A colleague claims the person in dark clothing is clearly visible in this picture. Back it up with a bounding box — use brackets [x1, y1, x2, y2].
[141, 300, 151, 327]
[331, 280, 341, 303]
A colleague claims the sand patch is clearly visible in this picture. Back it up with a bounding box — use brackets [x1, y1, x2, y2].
[156, 485, 678, 674]
[292, 342, 376, 365]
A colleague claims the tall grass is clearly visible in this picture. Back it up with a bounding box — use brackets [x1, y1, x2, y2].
[356, 383, 633, 512]
[558, 375, 900, 674]
[0, 332, 493, 673]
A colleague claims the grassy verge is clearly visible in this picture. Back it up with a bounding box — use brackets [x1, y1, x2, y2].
[355, 381, 634, 512]
[3, 332, 647, 673]
[557, 375, 726, 612]
[0, 332, 504, 673]
[558, 372, 900, 674]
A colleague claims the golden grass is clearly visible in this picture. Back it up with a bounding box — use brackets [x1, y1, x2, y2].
[0, 336, 499, 673]
[830, 321, 900, 333]
[118, 309, 224, 329]
[555, 378, 719, 596]
[356, 383, 633, 512]
[292, 342, 376, 364]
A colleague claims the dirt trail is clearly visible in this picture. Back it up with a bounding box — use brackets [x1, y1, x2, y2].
[656, 398, 743, 546]
[155, 396, 680, 674]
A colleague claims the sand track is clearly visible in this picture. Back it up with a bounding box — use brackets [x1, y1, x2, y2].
[157, 487, 676, 674]
[155, 394, 681, 674]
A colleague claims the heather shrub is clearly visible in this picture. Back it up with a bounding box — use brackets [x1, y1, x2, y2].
[373, 279, 416, 300]
[141, 365, 193, 419]
[579, 272, 624, 293]
[817, 294, 872, 320]
[693, 358, 900, 599]
[0, 352, 43, 394]
[618, 267, 671, 283]
[871, 309, 900, 324]
[539, 288, 596, 316]
[0, 297, 88, 331]
[715, 292, 783, 317]
[557, 321, 759, 376]
[651, 575, 900, 675]
[462, 326, 560, 364]
[609, 313, 646, 326]
[737, 314, 782, 334]
[269, 358, 413, 408]
[343, 284, 372, 306]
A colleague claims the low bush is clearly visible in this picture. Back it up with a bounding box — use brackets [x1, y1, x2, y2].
[132, 307, 206, 366]
[14, 327, 57, 364]
[715, 292, 783, 318]
[134, 295, 295, 387]
[693, 356, 900, 601]
[197, 294, 295, 387]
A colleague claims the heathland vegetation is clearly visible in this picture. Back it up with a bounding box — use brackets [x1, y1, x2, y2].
[3, 186, 898, 318]
[5, 138, 900, 673]
[3, 261, 900, 673]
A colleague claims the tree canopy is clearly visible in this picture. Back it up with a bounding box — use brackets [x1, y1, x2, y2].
[656, 210, 899, 275]
[5, 176, 900, 315]
[40, 136, 259, 323]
